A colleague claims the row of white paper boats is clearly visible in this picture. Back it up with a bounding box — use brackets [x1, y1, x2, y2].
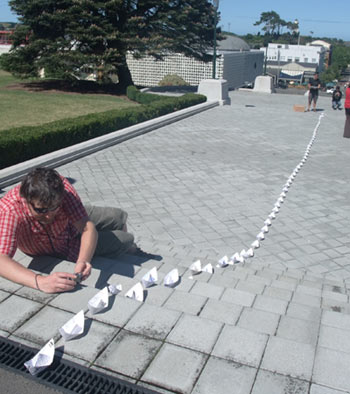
[215, 113, 323, 267]
[24, 266, 179, 375]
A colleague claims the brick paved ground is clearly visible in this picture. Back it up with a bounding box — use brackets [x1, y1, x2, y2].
[1, 90, 350, 393]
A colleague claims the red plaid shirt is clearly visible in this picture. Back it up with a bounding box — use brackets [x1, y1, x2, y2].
[0, 178, 88, 262]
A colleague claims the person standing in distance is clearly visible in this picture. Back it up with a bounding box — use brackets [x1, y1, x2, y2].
[344, 82, 350, 138]
[307, 73, 321, 112]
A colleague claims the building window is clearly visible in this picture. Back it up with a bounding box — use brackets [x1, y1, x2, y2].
[295, 57, 300, 62]
[280, 56, 285, 60]
[312, 58, 316, 62]
[304, 58, 308, 62]
[287, 57, 292, 61]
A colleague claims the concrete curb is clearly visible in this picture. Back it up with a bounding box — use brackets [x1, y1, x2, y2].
[0, 100, 218, 189]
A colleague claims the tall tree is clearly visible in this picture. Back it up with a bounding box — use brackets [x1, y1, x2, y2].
[2, 0, 220, 89]
[254, 11, 287, 37]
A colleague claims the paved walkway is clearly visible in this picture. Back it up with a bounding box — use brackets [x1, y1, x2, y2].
[1, 91, 350, 393]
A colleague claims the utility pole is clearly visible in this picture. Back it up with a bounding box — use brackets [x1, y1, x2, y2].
[212, 0, 219, 79]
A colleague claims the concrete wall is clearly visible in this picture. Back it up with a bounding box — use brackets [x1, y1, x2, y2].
[126, 52, 222, 87]
[127, 51, 263, 89]
[221, 51, 264, 89]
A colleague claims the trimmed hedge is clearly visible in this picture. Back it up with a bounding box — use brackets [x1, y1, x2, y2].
[0, 87, 206, 169]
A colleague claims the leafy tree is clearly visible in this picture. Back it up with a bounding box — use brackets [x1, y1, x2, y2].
[254, 11, 287, 37]
[2, 0, 220, 89]
[320, 45, 350, 83]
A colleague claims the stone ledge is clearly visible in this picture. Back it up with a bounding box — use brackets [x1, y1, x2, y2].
[0, 100, 218, 189]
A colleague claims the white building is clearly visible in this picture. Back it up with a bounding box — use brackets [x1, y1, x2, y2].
[260, 43, 326, 83]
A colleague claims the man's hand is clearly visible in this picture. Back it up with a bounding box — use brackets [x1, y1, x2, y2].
[74, 261, 92, 281]
[37, 272, 77, 293]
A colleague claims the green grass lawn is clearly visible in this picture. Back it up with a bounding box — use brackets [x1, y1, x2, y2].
[0, 70, 138, 131]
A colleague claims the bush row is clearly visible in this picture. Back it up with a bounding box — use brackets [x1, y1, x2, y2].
[0, 87, 206, 169]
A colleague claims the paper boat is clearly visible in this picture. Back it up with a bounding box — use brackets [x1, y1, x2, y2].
[59, 310, 85, 341]
[141, 267, 158, 288]
[88, 286, 109, 314]
[125, 282, 144, 302]
[24, 338, 55, 376]
[164, 269, 180, 287]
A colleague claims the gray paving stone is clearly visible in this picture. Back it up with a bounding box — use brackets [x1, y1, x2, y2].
[0, 295, 42, 333]
[0, 329, 9, 337]
[141, 343, 207, 393]
[87, 295, 141, 327]
[164, 276, 196, 293]
[125, 303, 181, 340]
[220, 288, 256, 307]
[322, 290, 348, 303]
[0, 289, 10, 303]
[292, 292, 321, 308]
[238, 308, 280, 335]
[49, 286, 100, 313]
[313, 347, 350, 392]
[163, 290, 207, 315]
[166, 314, 222, 354]
[319, 325, 350, 354]
[296, 284, 322, 297]
[95, 330, 162, 379]
[310, 384, 348, 394]
[199, 298, 242, 326]
[143, 285, 173, 306]
[261, 336, 315, 380]
[321, 298, 350, 314]
[138, 381, 177, 394]
[287, 302, 322, 322]
[91, 365, 137, 384]
[189, 280, 224, 300]
[208, 273, 239, 288]
[321, 310, 350, 330]
[271, 278, 297, 291]
[277, 315, 319, 346]
[0, 276, 22, 293]
[235, 279, 266, 295]
[212, 325, 268, 368]
[14, 286, 57, 304]
[251, 369, 309, 394]
[253, 294, 289, 315]
[263, 286, 293, 301]
[14, 306, 74, 345]
[57, 319, 119, 362]
[192, 357, 257, 394]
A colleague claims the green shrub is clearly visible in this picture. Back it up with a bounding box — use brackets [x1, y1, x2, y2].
[126, 86, 166, 104]
[0, 89, 206, 169]
[158, 74, 189, 86]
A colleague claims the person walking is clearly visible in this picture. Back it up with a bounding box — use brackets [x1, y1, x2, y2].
[344, 82, 350, 138]
[307, 73, 321, 112]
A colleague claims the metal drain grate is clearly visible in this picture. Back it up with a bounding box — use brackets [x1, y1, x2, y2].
[0, 336, 159, 394]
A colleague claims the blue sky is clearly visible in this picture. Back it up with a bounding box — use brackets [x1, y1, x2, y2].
[1, 0, 349, 41]
[218, 0, 350, 41]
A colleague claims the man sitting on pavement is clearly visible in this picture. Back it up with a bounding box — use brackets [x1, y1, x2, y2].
[0, 167, 150, 293]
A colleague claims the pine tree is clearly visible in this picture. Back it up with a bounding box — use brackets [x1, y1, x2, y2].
[2, 0, 220, 89]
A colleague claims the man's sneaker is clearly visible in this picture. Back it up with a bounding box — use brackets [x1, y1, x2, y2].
[127, 245, 162, 260]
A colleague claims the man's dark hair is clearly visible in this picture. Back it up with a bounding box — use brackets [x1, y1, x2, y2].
[20, 167, 64, 206]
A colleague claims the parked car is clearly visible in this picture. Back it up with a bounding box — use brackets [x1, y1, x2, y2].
[327, 87, 335, 94]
